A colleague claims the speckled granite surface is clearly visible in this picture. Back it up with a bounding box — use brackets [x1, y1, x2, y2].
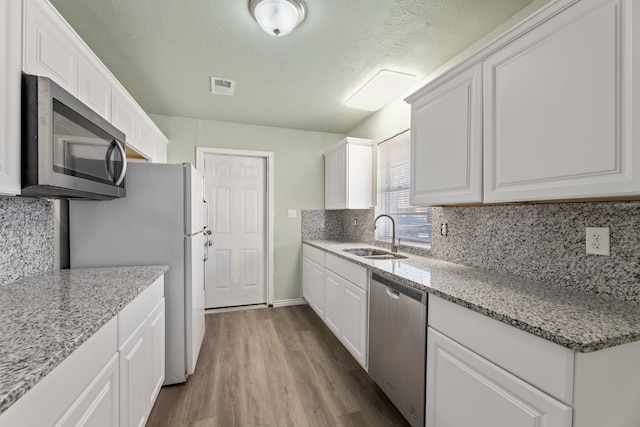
[303, 240, 640, 353]
[0, 265, 168, 416]
[0, 197, 55, 286]
[431, 202, 640, 303]
[301, 210, 343, 240]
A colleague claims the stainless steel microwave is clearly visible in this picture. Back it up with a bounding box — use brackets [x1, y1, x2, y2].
[22, 74, 127, 200]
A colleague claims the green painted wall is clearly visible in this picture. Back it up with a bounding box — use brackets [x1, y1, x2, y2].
[150, 114, 343, 302]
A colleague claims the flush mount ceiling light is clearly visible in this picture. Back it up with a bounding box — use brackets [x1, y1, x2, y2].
[346, 70, 418, 111]
[249, 0, 306, 37]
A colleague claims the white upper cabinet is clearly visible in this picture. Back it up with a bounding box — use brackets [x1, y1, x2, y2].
[78, 55, 112, 121]
[324, 137, 373, 210]
[22, 0, 169, 165]
[0, 0, 21, 195]
[406, 0, 640, 204]
[408, 63, 483, 206]
[484, 0, 636, 202]
[152, 131, 168, 164]
[111, 89, 138, 146]
[23, 0, 78, 95]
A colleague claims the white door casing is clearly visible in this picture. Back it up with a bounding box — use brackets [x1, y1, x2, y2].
[197, 148, 274, 308]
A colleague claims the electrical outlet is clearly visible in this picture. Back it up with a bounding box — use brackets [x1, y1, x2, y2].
[288, 209, 297, 219]
[586, 227, 610, 256]
[440, 223, 448, 237]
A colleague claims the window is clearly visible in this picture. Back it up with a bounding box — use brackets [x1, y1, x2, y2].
[376, 131, 432, 244]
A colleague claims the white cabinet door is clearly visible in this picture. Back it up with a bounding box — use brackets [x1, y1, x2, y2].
[484, 0, 636, 202]
[55, 353, 119, 427]
[323, 269, 341, 335]
[340, 279, 368, 368]
[23, 0, 78, 94]
[0, 0, 21, 195]
[410, 63, 483, 206]
[427, 328, 572, 427]
[333, 146, 347, 208]
[324, 138, 372, 210]
[148, 299, 165, 409]
[324, 148, 342, 209]
[302, 256, 324, 318]
[152, 131, 168, 163]
[136, 119, 153, 158]
[78, 55, 112, 121]
[112, 89, 138, 147]
[119, 319, 150, 427]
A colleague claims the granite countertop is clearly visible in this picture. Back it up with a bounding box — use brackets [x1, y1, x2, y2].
[0, 265, 168, 416]
[304, 239, 640, 353]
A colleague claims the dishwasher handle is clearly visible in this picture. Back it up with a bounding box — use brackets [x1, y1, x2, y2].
[371, 272, 427, 305]
[386, 288, 400, 299]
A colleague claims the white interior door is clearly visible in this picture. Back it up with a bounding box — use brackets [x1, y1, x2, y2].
[203, 153, 267, 308]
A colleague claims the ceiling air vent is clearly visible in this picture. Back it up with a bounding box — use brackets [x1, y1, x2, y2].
[210, 77, 235, 96]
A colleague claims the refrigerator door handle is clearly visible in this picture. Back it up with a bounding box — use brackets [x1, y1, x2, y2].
[203, 199, 209, 230]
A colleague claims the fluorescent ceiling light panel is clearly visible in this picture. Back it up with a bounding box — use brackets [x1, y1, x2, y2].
[346, 70, 417, 111]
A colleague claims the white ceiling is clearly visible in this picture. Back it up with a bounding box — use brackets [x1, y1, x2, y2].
[50, 0, 537, 134]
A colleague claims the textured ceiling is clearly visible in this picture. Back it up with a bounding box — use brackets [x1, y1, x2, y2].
[50, 0, 536, 133]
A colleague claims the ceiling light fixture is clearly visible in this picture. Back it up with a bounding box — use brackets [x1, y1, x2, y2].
[249, 0, 306, 37]
[346, 70, 418, 111]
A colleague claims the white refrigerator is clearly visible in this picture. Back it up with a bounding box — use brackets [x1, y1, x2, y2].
[69, 163, 208, 385]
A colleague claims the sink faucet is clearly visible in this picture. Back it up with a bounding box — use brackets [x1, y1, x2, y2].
[374, 214, 398, 252]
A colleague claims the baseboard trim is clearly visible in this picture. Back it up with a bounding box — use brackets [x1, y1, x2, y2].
[272, 298, 307, 308]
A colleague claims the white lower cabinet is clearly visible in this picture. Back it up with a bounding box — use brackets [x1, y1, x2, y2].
[427, 328, 572, 427]
[118, 277, 165, 427]
[338, 279, 367, 366]
[119, 298, 165, 427]
[57, 353, 120, 427]
[301, 245, 369, 369]
[323, 269, 341, 335]
[428, 294, 640, 426]
[0, 317, 119, 427]
[322, 265, 368, 368]
[148, 299, 166, 408]
[119, 319, 150, 427]
[302, 244, 325, 318]
[0, 276, 165, 427]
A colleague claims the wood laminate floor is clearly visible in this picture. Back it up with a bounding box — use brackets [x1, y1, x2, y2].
[147, 304, 410, 427]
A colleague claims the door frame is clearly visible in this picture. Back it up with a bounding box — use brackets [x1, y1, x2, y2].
[196, 147, 275, 306]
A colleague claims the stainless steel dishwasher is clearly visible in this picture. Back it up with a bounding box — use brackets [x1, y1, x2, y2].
[369, 272, 427, 427]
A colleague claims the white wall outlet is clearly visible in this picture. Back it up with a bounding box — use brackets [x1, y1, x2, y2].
[288, 209, 297, 219]
[586, 227, 610, 256]
[440, 223, 448, 237]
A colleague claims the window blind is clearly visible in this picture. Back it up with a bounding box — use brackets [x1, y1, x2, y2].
[376, 131, 432, 243]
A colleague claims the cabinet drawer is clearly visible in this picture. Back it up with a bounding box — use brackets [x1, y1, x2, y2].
[325, 253, 367, 290]
[302, 244, 325, 266]
[118, 276, 164, 346]
[429, 295, 574, 404]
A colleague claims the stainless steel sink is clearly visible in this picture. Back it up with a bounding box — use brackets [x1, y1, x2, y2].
[343, 248, 408, 260]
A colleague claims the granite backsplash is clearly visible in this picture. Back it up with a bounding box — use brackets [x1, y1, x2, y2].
[0, 196, 55, 286]
[302, 201, 640, 303]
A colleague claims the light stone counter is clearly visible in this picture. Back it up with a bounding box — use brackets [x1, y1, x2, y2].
[304, 240, 640, 353]
[0, 265, 168, 415]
